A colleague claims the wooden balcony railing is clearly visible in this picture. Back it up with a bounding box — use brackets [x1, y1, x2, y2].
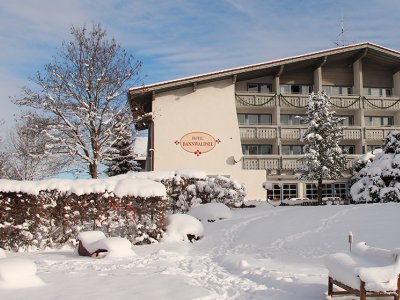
[235, 93, 276, 107]
[235, 92, 400, 111]
[239, 126, 277, 139]
[242, 155, 360, 171]
[364, 127, 400, 140]
[240, 126, 364, 140]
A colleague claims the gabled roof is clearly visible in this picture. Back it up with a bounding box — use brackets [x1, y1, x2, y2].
[129, 42, 400, 95]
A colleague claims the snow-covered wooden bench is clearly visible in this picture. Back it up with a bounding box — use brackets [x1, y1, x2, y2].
[325, 242, 400, 300]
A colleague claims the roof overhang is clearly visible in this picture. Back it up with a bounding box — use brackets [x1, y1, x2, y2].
[129, 42, 400, 97]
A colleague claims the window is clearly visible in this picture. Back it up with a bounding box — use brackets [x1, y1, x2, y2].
[340, 145, 355, 155]
[323, 86, 352, 96]
[280, 114, 306, 125]
[282, 184, 298, 199]
[367, 145, 382, 152]
[267, 184, 281, 200]
[338, 116, 354, 126]
[237, 114, 272, 125]
[247, 83, 272, 93]
[242, 144, 272, 155]
[281, 145, 303, 155]
[364, 116, 394, 127]
[267, 183, 298, 200]
[306, 183, 349, 199]
[280, 84, 312, 95]
[334, 183, 348, 199]
[363, 87, 393, 97]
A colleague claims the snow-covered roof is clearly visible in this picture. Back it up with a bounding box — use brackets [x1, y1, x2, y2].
[129, 42, 400, 95]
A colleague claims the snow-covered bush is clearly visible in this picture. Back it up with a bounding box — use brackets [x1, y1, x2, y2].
[173, 175, 246, 213]
[351, 132, 400, 203]
[188, 203, 232, 222]
[163, 214, 204, 243]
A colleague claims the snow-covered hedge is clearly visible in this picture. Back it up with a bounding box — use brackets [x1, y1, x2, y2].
[0, 169, 246, 251]
[0, 177, 167, 251]
[170, 174, 246, 213]
[121, 169, 246, 213]
[351, 131, 400, 203]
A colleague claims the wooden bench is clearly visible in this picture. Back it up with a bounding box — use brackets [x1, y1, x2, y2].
[325, 242, 400, 300]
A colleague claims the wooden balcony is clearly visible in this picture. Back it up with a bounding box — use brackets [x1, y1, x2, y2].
[279, 94, 308, 108]
[242, 154, 360, 171]
[364, 97, 400, 110]
[236, 92, 400, 111]
[342, 128, 362, 139]
[364, 127, 400, 140]
[239, 126, 277, 139]
[328, 96, 361, 109]
[241, 126, 363, 140]
[235, 92, 276, 108]
[242, 155, 280, 170]
[280, 127, 307, 140]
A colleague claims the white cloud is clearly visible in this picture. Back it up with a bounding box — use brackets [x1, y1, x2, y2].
[1, 0, 400, 134]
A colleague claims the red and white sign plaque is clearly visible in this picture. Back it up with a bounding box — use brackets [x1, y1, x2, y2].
[175, 132, 220, 156]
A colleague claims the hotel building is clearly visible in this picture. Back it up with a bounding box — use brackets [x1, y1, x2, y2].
[129, 43, 400, 200]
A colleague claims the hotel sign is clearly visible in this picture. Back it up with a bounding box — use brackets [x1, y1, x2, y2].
[175, 132, 220, 156]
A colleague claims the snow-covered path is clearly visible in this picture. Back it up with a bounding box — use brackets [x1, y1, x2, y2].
[2, 202, 400, 300]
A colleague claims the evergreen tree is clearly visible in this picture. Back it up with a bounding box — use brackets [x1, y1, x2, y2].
[351, 131, 400, 203]
[104, 115, 140, 176]
[297, 92, 347, 204]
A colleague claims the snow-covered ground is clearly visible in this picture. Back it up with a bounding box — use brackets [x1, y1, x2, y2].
[1, 202, 400, 300]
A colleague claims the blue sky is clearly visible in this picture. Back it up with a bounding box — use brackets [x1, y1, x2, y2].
[1, 0, 400, 135]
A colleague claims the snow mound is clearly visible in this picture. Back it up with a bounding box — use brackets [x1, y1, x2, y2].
[78, 231, 106, 246]
[0, 248, 5, 258]
[77, 231, 135, 258]
[163, 214, 204, 243]
[175, 169, 207, 180]
[113, 178, 166, 198]
[89, 237, 135, 258]
[188, 203, 232, 222]
[0, 258, 44, 289]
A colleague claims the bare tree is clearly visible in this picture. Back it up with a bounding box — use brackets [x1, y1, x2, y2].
[14, 23, 142, 178]
[3, 118, 70, 180]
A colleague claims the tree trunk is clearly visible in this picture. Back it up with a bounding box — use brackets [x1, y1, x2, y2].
[89, 162, 98, 179]
[317, 178, 323, 205]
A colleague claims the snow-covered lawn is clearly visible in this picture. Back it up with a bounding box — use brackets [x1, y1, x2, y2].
[1, 202, 400, 300]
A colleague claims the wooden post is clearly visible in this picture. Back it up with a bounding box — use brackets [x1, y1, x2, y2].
[328, 276, 333, 296]
[348, 232, 353, 252]
[396, 274, 400, 300]
[360, 280, 366, 300]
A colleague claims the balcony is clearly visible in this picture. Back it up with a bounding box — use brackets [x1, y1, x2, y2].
[280, 127, 307, 140]
[364, 127, 400, 140]
[239, 126, 277, 139]
[235, 92, 276, 108]
[240, 126, 363, 140]
[235, 92, 400, 111]
[364, 97, 400, 110]
[242, 155, 360, 171]
[342, 128, 362, 139]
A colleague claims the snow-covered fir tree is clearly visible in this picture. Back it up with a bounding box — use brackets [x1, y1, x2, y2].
[351, 131, 400, 203]
[104, 115, 141, 176]
[297, 92, 347, 204]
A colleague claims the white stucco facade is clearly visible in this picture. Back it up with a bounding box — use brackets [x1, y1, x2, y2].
[129, 43, 400, 201]
[152, 79, 268, 199]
